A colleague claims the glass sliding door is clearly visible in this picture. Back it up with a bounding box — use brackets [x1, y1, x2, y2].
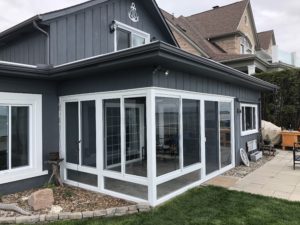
[66, 102, 79, 165]
[0, 106, 9, 171]
[182, 99, 201, 167]
[205, 101, 219, 175]
[103, 99, 121, 172]
[81, 101, 96, 168]
[125, 97, 147, 177]
[220, 103, 232, 168]
[156, 97, 180, 177]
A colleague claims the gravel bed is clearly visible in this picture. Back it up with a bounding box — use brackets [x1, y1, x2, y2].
[223, 152, 277, 178]
[0, 185, 132, 217]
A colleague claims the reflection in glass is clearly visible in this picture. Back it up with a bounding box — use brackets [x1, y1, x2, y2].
[0, 106, 8, 171]
[125, 97, 147, 177]
[132, 34, 145, 47]
[11, 107, 29, 169]
[183, 99, 201, 167]
[117, 29, 130, 51]
[205, 101, 219, 175]
[104, 99, 121, 172]
[81, 101, 96, 168]
[66, 102, 79, 164]
[156, 97, 180, 177]
[220, 103, 232, 168]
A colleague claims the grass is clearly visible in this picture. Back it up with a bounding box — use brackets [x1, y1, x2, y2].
[49, 186, 300, 225]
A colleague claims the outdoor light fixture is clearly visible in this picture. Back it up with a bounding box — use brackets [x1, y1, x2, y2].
[110, 21, 116, 33]
[153, 66, 170, 76]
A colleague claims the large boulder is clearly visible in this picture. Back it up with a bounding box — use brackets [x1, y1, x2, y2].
[28, 189, 54, 211]
[261, 120, 281, 145]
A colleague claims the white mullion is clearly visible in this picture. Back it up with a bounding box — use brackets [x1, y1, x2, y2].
[78, 102, 82, 168]
[121, 97, 125, 176]
[218, 102, 221, 170]
[200, 100, 205, 178]
[8, 106, 12, 170]
[179, 98, 184, 170]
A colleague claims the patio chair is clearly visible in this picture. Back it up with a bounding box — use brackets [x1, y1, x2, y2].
[293, 142, 300, 170]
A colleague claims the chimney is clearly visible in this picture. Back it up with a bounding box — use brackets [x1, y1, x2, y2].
[213, 6, 219, 9]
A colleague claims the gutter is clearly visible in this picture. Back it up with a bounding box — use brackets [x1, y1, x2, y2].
[33, 19, 50, 65]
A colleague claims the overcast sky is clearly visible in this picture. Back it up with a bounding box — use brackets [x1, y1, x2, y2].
[0, 0, 299, 55]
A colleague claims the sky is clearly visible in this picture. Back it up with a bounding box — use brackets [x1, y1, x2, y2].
[0, 0, 299, 55]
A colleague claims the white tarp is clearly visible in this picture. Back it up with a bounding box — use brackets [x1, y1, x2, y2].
[261, 120, 281, 145]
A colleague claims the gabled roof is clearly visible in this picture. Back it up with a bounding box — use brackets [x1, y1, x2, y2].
[0, 0, 178, 47]
[258, 30, 276, 50]
[185, 0, 249, 39]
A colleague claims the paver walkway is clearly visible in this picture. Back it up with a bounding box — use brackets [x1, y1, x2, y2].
[207, 151, 300, 201]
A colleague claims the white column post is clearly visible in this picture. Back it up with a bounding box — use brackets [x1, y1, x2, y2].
[147, 89, 157, 206]
[247, 64, 256, 75]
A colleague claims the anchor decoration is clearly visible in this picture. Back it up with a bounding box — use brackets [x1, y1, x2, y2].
[128, 2, 139, 22]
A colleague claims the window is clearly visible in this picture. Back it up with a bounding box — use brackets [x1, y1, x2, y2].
[0, 93, 44, 184]
[114, 21, 150, 51]
[240, 36, 252, 54]
[241, 104, 258, 136]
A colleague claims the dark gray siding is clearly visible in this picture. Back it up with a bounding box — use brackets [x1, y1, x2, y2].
[0, 77, 59, 194]
[152, 70, 261, 165]
[58, 67, 153, 96]
[48, 0, 170, 65]
[0, 32, 47, 65]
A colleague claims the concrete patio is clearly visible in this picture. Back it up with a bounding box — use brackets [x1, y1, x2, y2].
[206, 150, 300, 201]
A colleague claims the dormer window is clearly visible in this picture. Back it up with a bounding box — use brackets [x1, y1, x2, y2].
[240, 36, 252, 54]
[113, 21, 150, 51]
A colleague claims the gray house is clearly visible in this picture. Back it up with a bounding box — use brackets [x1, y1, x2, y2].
[0, 0, 276, 206]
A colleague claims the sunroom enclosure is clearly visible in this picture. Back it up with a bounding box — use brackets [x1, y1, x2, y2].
[60, 88, 235, 206]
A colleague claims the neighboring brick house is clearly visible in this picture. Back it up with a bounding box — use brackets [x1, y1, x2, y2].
[162, 0, 297, 75]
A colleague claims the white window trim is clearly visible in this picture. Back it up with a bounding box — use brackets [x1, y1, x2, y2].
[113, 20, 150, 52]
[0, 92, 46, 185]
[240, 103, 259, 136]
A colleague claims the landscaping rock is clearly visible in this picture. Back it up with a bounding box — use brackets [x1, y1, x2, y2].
[93, 209, 107, 217]
[46, 214, 58, 221]
[82, 211, 94, 218]
[59, 212, 71, 220]
[128, 205, 137, 211]
[28, 189, 54, 211]
[137, 203, 151, 212]
[16, 215, 39, 224]
[115, 206, 128, 216]
[0, 217, 16, 224]
[68, 212, 82, 220]
[106, 208, 116, 217]
[39, 215, 46, 222]
[50, 205, 63, 214]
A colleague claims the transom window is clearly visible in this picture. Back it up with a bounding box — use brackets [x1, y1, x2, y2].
[241, 104, 258, 136]
[240, 36, 252, 54]
[113, 21, 150, 51]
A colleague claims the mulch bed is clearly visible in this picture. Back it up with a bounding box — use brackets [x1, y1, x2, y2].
[0, 185, 132, 217]
[223, 152, 277, 178]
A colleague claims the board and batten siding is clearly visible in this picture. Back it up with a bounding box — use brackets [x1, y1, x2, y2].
[47, 0, 169, 65]
[0, 32, 47, 65]
[152, 70, 261, 165]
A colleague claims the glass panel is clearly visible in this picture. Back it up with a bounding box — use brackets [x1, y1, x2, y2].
[104, 177, 148, 200]
[104, 99, 121, 172]
[67, 169, 98, 187]
[245, 107, 253, 130]
[132, 34, 145, 47]
[66, 102, 79, 164]
[125, 97, 147, 177]
[252, 107, 256, 129]
[81, 101, 96, 168]
[205, 101, 219, 175]
[156, 97, 180, 177]
[11, 107, 29, 168]
[157, 170, 201, 199]
[220, 103, 232, 168]
[0, 106, 9, 171]
[242, 107, 245, 131]
[117, 29, 130, 51]
[183, 99, 201, 167]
